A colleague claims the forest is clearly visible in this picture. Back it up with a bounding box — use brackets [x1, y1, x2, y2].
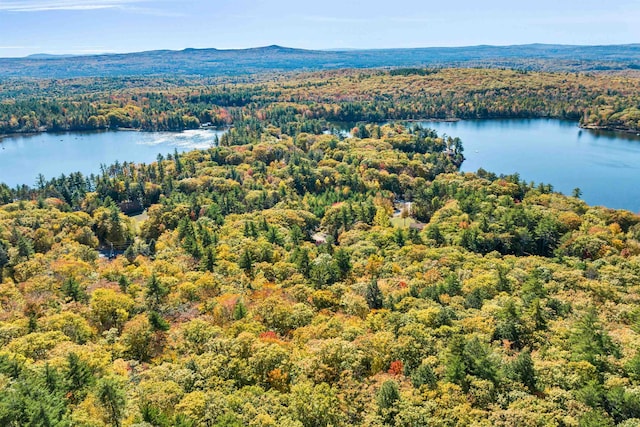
[2, 68, 640, 139]
[2, 44, 640, 79]
[2, 104, 640, 426]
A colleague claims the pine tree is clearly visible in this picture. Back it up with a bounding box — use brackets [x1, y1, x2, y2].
[61, 277, 86, 302]
[200, 247, 216, 272]
[295, 247, 311, 277]
[145, 273, 169, 309]
[496, 264, 511, 292]
[411, 363, 437, 389]
[377, 380, 400, 425]
[267, 226, 282, 245]
[118, 275, 130, 293]
[393, 228, 405, 246]
[334, 248, 351, 279]
[148, 311, 170, 332]
[148, 238, 157, 257]
[16, 234, 34, 259]
[43, 363, 59, 394]
[233, 300, 248, 320]
[0, 244, 8, 283]
[97, 377, 126, 427]
[239, 249, 254, 276]
[366, 279, 384, 309]
[174, 148, 183, 174]
[290, 225, 304, 246]
[64, 352, 93, 404]
[123, 245, 136, 263]
[570, 307, 620, 372]
[508, 349, 538, 392]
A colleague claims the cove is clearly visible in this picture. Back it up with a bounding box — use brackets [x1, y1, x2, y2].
[416, 119, 640, 213]
[0, 129, 226, 189]
[2, 120, 640, 213]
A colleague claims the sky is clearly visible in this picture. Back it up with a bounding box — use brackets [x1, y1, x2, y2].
[0, 0, 639, 57]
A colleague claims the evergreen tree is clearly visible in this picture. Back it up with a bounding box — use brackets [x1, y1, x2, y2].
[145, 273, 169, 309]
[393, 228, 405, 246]
[118, 275, 130, 293]
[290, 225, 304, 246]
[309, 253, 338, 289]
[123, 245, 136, 263]
[366, 279, 384, 309]
[148, 311, 170, 332]
[61, 277, 86, 303]
[0, 244, 8, 283]
[43, 363, 59, 394]
[64, 352, 93, 404]
[294, 247, 311, 277]
[267, 226, 282, 245]
[97, 377, 126, 427]
[411, 363, 437, 389]
[239, 249, 254, 276]
[334, 248, 351, 279]
[377, 380, 400, 425]
[233, 300, 248, 320]
[16, 234, 34, 259]
[148, 238, 157, 257]
[200, 246, 216, 272]
[570, 307, 620, 372]
[493, 299, 527, 349]
[508, 349, 538, 392]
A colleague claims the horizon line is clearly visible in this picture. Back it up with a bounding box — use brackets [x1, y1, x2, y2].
[2, 41, 640, 60]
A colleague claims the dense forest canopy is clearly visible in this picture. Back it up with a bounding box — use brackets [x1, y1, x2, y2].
[1, 68, 640, 138]
[1, 115, 640, 425]
[1, 64, 640, 426]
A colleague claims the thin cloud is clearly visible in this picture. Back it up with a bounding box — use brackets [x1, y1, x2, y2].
[302, 15, 371, 24]
[0, 0, 149, 12]
[390, 17, 443, 24]
[125, 5, 184, 17]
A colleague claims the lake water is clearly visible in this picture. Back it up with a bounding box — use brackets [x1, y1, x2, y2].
[0, 129, 225, 188]
[417, 119, 640, 213]
[1, 120, 640, 212]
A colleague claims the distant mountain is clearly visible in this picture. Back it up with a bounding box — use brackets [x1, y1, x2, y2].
[25, 53, 78, 59]
[1, 44, 640, 78]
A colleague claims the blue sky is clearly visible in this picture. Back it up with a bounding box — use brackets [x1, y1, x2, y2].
[0, 0, 638, 57]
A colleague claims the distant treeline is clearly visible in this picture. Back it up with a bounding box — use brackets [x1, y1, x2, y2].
[2, 43, 640, 78]
[1, 68, 640, 136]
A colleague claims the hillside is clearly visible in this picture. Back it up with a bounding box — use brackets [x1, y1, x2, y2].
[1, 117, 640, 425]
[1, 44, 640, 78]
[2, 45, 640, 427]
[2, 68, 640, 137]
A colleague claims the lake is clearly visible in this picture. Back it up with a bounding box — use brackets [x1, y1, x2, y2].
[1, 120, 640, 212]
[0, 129, 226, 188]
[416, 119, 640, 213]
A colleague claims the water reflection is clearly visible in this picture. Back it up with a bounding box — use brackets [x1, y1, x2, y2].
[418, 119, 640, 212]
[0, 129, 226, 188]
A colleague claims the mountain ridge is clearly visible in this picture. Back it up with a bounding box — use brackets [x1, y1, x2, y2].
[13, 43, 640, 60]
[2, 43, 640, 78]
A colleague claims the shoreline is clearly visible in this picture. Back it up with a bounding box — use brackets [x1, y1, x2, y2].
[395, 118, 461, 123]
[3, 120, 640, 142]
[579, 123, 640, 135]
[0, 126, 228, 142]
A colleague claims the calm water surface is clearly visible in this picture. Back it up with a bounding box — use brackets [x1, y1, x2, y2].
[2, 120, 640, 212]
[419, 119, 640, 212]
[0, 129, 225, 188]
